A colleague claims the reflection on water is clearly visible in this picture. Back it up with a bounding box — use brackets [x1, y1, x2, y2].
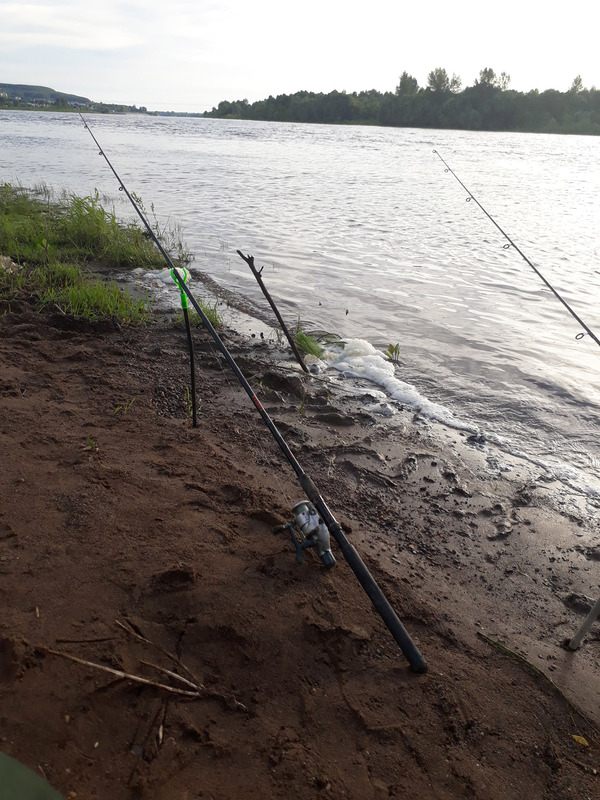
[1, 110, 600, 496]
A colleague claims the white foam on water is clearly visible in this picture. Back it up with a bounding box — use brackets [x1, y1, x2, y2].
[322, 338, 600, 502]
[146, 267, 177, 286]
[323, 338, 478, 433]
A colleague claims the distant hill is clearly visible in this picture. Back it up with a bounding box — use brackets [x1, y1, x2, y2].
[0, 83, 91, 105]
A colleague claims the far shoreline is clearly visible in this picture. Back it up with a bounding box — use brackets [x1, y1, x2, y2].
[3, 104, 600, 137]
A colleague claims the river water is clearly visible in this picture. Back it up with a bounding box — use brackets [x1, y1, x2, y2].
[1, 110, 600, 509]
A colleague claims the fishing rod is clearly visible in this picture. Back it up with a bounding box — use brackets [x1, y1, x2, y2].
[433, 149, 600, 350]
[79, 115, 427, 674]
[78, 113, 198, 425]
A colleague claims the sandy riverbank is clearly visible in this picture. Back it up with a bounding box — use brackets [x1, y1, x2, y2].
[0, 297, 598, 799]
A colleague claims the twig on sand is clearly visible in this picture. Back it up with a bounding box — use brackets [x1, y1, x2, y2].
[55, 636, 116, 644]
[42, 647, 201, 698]
[127, 699, 168, 787]
[42, 622, 248, 713]
[139, 659, 200, 691]
[476, 633, 599, 736]
[477, 633, 546, 675]
[115, 618, 202, 686]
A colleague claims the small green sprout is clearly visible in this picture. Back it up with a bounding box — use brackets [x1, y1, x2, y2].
[383, 343, 401, 363]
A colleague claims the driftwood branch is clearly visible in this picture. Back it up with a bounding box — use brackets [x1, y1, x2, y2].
[236, 250, 309, 373]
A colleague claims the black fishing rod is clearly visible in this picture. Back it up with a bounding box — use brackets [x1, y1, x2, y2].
[78, 113, 198, 424]
[79, 115, 427, 674]
[433, 149, 600, 350]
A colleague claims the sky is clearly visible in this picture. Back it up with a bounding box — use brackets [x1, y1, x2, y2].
[1, 0, 598, 113]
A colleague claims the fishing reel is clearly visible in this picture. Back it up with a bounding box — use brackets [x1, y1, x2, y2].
[277, 500, 336, 568]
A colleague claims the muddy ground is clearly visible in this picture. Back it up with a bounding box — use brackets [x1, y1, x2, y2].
[0, 298, 599, 799]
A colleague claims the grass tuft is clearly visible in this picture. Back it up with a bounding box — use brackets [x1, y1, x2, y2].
[0, 183, 189, 324]
[295, 331, 324, 358]
[176, 300, 224, 331]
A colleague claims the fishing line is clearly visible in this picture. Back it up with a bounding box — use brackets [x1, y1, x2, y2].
[433, 149, 600, 351]
[79, 114, 427, 673]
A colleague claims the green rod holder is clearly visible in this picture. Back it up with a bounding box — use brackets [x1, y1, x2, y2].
[171, 267, 197, 428]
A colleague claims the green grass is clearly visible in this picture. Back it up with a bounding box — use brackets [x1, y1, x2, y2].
[0, 183, 189, 324]
[0, 183, 167, 268]
[293, 324, 344, 358]
[295, 331, 324, 358]
[38, 271, 152, 323]
[0, 258, 152, 324]
[177, 300, 224, 330]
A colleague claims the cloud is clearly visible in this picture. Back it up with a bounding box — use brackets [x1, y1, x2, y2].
[0, 1, 228, 51]
[0, 0, 598, 111]
[0, 2, 145, 49]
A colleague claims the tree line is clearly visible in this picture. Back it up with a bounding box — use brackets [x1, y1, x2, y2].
[0, 83, 148, 114]
[0, 95, 149, 114]
[204, 69, 600, 135]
